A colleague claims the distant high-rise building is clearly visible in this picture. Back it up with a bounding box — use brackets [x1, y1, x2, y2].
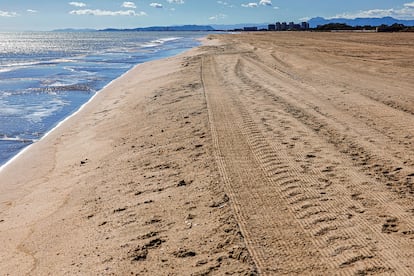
[301, 22, 310, 30]
[268, 24, 276, 31]
[273, 20, 310, 31]
[275, 22, 281, 31]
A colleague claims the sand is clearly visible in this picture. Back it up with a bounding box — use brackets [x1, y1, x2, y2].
[1, 32, 414, 275]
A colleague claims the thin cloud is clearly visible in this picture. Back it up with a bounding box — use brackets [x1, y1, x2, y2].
[69, 9, 147, 16]
[27, 9, 38, 13]
[404, 2, 414, 8]
[122, 2, 137, 9]
[242, 3, 258, 8]
[259, 0, 272, 6]
[209, 13, 227, 20]
[150, 3, 163, 8]
[331, 8, 414, 20]
[0, 10, 19, 17]
[330, 2, 414, 20]
[299, 16, 312, 21]
[242, 1, 273, 8]
[167, 0, 185, 4]
[217, 1, 234, 8]
[69, 2, 86, 7]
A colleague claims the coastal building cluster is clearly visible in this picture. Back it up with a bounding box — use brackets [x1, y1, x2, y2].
[241, 21, 310, 32]
[268, 21, 310, 31]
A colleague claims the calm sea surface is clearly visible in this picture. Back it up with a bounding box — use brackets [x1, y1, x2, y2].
[0, 31, 206, 167]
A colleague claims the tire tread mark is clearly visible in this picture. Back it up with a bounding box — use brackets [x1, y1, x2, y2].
[231, 54, 413, 274]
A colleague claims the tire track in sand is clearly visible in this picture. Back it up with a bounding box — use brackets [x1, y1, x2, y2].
[240, 54, 414, 198]
[202, 55, 329, 275]
[202, 50, 414, 275]
[233, 57, 414, 274]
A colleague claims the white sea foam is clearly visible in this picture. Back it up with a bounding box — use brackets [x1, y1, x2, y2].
[0, 135, 36, 143]
[24, 98, 68, 123]
[155, 37, 182, 43]
[0, 59, 64, 73]
[0, 101, 22, 116]
[141, 36, 183, 48]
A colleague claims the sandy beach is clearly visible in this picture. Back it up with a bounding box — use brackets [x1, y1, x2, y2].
[1, 32, 414, 275]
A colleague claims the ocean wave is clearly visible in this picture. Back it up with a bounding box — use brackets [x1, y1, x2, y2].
[0, 60, 58, 70]
[0, 91, 12, 98]
[141, 37, 183, 48]
[23, 98, 69, 123]
[0, 106, 22, 116]
[0, 57, 79, 74]
[35, 84, 93, 93]
[155, 37, 183, 43]
[0, 61, 40, 73]
[0, 135, 36, 143]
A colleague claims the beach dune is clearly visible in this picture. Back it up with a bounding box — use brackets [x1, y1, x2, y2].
[1, 32, 414, 275]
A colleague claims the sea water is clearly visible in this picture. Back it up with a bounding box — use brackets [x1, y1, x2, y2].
[0, 31, 206, 167]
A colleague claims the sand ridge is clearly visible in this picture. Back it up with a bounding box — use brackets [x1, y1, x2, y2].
[1, 32, 414, 275]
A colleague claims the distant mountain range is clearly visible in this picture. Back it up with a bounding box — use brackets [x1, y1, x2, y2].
[308, 16, 414, 28]
[100, 25, 215, 32]
[53, 25, 215, 32]
[53, 28, 97, 32]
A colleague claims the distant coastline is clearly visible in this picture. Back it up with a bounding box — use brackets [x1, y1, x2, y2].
[53, 25, 215, 32]
[52, 17, 414, 33]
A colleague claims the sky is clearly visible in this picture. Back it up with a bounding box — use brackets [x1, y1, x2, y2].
[0, 0, 414, 31]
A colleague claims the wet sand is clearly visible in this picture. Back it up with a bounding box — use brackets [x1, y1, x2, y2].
[1, 32, 414, 275]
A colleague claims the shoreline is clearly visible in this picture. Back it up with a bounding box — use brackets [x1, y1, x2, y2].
[0, 67, 132, 173]
[0, 37, 203, 173]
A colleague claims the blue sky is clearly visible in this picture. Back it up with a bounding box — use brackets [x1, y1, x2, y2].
[1, 0, 414, 31]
